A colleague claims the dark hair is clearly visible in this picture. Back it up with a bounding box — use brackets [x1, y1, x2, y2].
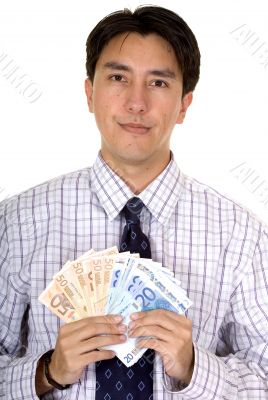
[85, 6, 200, 97]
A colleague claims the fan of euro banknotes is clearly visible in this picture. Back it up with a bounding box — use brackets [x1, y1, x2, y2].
[39, 246, 192, 367]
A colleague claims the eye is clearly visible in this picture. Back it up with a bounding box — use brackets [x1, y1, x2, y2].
[151, 80, 168, 88]
[110, 74, 126, 82]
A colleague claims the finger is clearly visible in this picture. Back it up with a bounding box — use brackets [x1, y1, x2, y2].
[63, 314, 123, 332]
[80, 349, 116, 366]
[80, 322, 127, 339]
[60, 321, 126, 343]
[136, 337, 166, 353]
[79, 334, 127, 354]
[128, 325, 172, 342]
[130, 310, 189, 331]
[136, 337, 159, 351]
[136, 338, 177, 372]
[131, 309, 185, 323]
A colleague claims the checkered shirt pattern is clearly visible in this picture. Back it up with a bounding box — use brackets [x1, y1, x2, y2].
[1, 152, 268, 399]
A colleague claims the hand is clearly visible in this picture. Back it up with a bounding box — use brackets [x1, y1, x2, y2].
[49, 314, 127, 386]
[128, 310, 194, 384]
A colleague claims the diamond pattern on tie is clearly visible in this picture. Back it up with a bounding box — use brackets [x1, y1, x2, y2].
[96, 197, 154, 400]
[105, 369, 112, 379]
[116, 381, 122, 391]
[131, 231, 137, 240]
[116, 359, 122, 367]
[127, 368, 134, 379]
[138, 381, 145, 391]
[139, 357, 145, 367]
[141, 241, 148, 250]
[121, 242, 127, 251]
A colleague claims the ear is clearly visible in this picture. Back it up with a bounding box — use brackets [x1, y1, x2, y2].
[84, 78, 94, 113]
[176, 92, 193, 124]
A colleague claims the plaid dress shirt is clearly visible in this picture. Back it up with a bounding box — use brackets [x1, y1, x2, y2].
[1, 152, 268, 399]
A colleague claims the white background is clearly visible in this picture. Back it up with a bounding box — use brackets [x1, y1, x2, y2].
[0, 0, 267, 223]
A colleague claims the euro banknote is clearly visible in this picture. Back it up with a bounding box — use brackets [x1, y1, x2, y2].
[39, 246, 192, 366]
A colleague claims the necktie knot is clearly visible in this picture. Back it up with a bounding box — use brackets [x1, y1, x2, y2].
[120, 197, 151, 258]
[123, 197, 144, 225]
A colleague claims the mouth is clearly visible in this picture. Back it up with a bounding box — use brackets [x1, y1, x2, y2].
[118, 122, 150, 135]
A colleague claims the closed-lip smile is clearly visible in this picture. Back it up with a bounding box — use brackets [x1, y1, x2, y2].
[119, 122, 150, 134]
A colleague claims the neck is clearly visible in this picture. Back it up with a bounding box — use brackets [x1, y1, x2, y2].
[101, 151, 171, 194]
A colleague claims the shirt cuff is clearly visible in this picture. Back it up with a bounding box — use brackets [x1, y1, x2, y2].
[2, 350, 66, 400]
[163, 342, 228, 399]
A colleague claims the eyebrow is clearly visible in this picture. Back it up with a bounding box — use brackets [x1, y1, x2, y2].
[103, 61, 177, 79]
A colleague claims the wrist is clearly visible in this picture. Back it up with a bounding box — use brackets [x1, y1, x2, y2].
[44, 349, 71, 391]
[183, 346, 195, 384]
[35, 354, 54, 396]
[171, 344, 195, 385]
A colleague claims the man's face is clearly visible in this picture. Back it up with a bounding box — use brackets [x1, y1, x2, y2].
[85, 32, 192, 168]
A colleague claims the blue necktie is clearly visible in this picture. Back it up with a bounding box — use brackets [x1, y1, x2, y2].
[120, 197, 151, 258]
[95, 197, 154, 400]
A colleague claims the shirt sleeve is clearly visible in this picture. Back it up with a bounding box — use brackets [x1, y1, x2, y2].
[163, 226, 268, 399]
[0, 200, 41, 399]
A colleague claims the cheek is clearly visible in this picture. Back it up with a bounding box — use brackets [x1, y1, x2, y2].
[158, 98, 179, 121]
[93, 94, 112, 122]
[97, 92, 120, 116]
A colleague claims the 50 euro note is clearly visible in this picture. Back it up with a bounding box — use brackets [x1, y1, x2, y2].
[53, 262, 88, 319]
[71, 246, 119, 316]
[90, 256, 105, 315]
[51, 247, 118, 318]
[84, 254, 117, 315]
[38, 280, 81, 323]
[97, 253, 133, 313]
[99, 256, 116, 313]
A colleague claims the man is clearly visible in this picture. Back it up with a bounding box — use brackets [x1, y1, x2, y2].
[0, 5, 267, 400]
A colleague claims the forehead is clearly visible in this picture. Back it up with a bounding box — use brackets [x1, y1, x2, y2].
[96, 32, 181, 76]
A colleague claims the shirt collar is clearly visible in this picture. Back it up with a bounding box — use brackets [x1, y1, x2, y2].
[90, 152, 185, 225]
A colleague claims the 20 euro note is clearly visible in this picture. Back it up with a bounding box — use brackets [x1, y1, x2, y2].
[101, 293, 146, 367]
[106, 255, 135, 312]
[103, 273, 190, 367]
[135, 262, 192, 313]
[125, 268, 184, 314]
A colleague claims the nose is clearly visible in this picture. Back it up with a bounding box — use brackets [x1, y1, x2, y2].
[124, 83, 148, 114]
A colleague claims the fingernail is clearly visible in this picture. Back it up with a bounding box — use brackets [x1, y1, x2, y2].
[118, 324, 127, 333]
[128, 321, 135, 329]
[130, 313, 139, 320]
[120, 335, 127, 341]
[114, 315, 123, 323]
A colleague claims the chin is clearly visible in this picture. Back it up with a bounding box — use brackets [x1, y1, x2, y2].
[117, 151, 151, 165]
[102, 144, 155, 167]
